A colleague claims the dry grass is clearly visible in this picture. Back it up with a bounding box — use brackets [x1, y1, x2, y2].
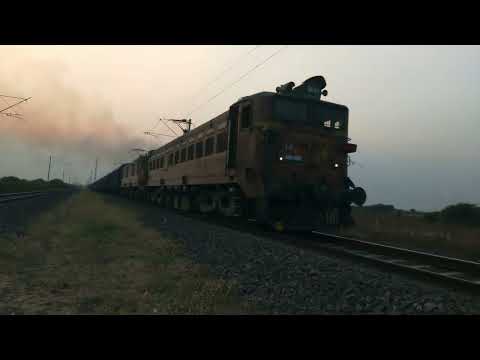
[339, 208, 480, 261]
[0, 191, 249, 314]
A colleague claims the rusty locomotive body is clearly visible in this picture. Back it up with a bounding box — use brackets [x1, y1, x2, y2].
[92, 76, 366, 230]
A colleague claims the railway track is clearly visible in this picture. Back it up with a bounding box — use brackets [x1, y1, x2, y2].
[0, 190, 54, 204]
[310, 231, 480, 292]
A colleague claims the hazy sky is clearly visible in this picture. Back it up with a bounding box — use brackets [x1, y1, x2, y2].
[1, 45, 479, 211]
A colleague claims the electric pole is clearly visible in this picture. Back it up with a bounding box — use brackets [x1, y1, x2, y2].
[94, 158, 98, 181]
[47, 156, 52, 181]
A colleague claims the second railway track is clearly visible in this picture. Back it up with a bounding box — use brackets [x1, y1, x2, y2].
[0, 191, 49, 204]
[309, 231, 480, 292]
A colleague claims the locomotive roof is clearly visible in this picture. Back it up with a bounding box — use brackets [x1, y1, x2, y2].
[237, 91, 348, 111]
[139, 90, 348, 161]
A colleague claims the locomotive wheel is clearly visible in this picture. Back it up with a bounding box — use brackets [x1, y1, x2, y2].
[156, 193, 165, 207]
[173, 193, 181, 210]
[255, 198, 270, 224]
[217, 193, 239, 217]
[149, 193, 157, 203]
[198, 192, 216, 214]
[179, 194, 192, 212]
[164, 193, 174, 209]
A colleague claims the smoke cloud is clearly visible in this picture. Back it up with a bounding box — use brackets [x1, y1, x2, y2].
[0, 47, 149, 182]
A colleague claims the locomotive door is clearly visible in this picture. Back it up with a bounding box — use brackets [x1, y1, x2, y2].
[226, 104, 239, 169]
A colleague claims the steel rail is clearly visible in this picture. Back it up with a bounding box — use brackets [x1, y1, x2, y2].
[312, 231, 480, 291]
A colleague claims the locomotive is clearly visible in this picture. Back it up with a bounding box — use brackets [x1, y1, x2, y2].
[91, 76, 366, 230]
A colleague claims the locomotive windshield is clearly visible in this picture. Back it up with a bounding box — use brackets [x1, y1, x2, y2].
[273, 97, 348, 130]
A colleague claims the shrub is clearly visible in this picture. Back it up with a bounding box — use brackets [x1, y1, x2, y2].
[424, 212, 440, 223]
[440, 203, 480, 227]
[365, 204, 396, 213]
[0, 176, 71, 193]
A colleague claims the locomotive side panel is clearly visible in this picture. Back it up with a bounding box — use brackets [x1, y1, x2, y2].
[146, 112, 232, 187]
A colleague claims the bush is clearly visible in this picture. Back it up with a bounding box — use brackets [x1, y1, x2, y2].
[424, 212, 440, 223]
[440, 203, 480, 227]
[0, 176, 71, 193]
[365, 204, 396, 213]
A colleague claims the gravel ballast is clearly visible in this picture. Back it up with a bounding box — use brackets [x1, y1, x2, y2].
[121, 196, 480, 314]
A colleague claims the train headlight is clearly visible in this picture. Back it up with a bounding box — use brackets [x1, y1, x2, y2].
[279, 157, 283, 161]
[334, 163, 339, 168]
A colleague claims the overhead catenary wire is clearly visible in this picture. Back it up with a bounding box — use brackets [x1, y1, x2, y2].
[184, 45, 288, 119]
[146, 45, 286, 143]
[0, 96, 31, 114]
[0, 94, 28, 100]
[187, 45, 262, 102]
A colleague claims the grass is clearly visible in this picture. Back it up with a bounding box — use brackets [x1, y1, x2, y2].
[339, 207, 480, 261]
[0, 190, 249, 314]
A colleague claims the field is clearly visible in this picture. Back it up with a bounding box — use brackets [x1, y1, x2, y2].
[0, 191, 249, 314]
[339, 207, 480, 262]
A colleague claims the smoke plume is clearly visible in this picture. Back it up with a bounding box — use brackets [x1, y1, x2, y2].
[0, 47, 149, 181]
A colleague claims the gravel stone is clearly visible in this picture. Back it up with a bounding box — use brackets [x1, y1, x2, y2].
[129, 198, 480, 314]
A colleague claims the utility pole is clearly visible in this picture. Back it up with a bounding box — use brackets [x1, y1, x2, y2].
[94, 158, 98, 181]
[62, 169, 65, 182]
[47, 156, 52, 181]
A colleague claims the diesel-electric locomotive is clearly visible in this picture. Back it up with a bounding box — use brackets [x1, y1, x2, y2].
[91, 76, 366, 230]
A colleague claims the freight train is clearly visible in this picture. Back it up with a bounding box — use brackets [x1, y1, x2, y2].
[90, 76, 366, 230]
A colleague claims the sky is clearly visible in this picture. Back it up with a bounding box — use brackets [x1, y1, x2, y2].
[0, 45, 479, 211]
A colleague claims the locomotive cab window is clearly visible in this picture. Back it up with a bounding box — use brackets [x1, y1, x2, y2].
[205, 137, 214, 156]
[279, 144, 308, 163]
[240, 104, 252, 129]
